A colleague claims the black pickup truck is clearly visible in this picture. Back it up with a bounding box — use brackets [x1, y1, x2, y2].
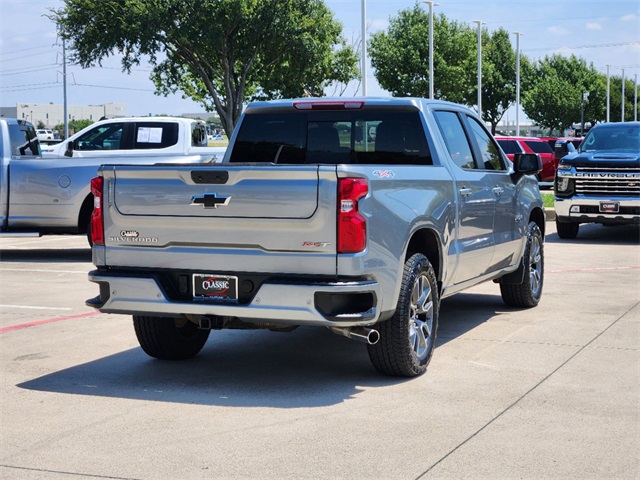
[554, 122, 640, 239]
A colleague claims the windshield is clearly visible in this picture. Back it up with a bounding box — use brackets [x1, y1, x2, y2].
[579, 125, 640, 153]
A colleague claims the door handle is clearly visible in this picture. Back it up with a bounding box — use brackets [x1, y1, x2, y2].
[459, 187, 472, 198]
[492, 186, 504, 196]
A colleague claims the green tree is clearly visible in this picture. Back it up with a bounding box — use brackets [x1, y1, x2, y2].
[480, 28, 517, 134]
[36, 120, 46, 129]
[69, 119, 94, 132]
[369, 7, 476, 103]
[51, 0, 359, 137]
[522, 54, 605, 135]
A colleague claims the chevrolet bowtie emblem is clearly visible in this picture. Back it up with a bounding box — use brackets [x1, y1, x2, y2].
[190, 193, 231, 209]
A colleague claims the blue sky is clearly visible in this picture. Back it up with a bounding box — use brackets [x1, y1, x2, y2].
[1, 0, 638, 116]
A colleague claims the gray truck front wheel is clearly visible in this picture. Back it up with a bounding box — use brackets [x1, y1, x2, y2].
[368, 253, 439, 377]
[133, 315, 210, 360]
[500, 221, 544, 308]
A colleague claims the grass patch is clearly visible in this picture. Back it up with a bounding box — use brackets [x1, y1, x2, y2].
[541, 192, 554, 208]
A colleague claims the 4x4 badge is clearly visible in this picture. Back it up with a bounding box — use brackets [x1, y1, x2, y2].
[190, 193, 231, 209]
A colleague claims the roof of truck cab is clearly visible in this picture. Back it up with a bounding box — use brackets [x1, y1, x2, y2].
[244, 97, 474, 113]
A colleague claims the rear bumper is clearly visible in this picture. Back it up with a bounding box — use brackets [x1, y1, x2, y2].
[555, 196, 640, 224]
[87, 270, 382, 327]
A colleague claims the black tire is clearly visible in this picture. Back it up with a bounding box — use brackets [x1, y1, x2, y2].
[500, 222, 544, 308]
[556, 220, 579, 239]
[132, 315, 210, 360]
[368, 253, 439, 377]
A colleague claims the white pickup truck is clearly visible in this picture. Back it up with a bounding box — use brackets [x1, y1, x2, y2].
[0, 117, 225, 244]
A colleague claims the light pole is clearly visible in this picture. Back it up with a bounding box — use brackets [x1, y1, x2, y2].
[424, 1, 438, 99]
[513, 32, 522, 136]
[606, 65, 610, 123]
[635, 74, 638, 121]
[473, 20, 485, 118]
[580, 91, 589, 136]
[621, 68, 625, 122]
[361, 0, 367, 96]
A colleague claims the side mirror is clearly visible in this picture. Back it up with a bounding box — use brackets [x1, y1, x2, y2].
[64, 141, 74, 157]
[513, 153, 541, 176]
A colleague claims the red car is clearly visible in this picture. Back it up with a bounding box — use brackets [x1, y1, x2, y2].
[495, 136, 555, 182]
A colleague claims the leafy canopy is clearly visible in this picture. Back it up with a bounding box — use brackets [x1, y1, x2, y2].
[51, 0, 359, 136]
[369, 8, 476, 104]
[522, 54, 606, 134]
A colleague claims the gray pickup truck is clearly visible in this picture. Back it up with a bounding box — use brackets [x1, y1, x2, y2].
[87, 98, 545, 377]
[0, 117, 223, 244]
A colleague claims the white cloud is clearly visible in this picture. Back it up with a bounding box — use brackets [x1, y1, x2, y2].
[547, 26, 571, 36]
[621, 13, 637, 22]
[586, 22, 602, 30]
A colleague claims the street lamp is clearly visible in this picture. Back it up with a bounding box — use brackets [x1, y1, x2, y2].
[512, 32, 522, 136]
[606, 65, 610, 123]
[473, 20, 485, 118]
[361, 0, 367, 96]
[580, 91, 589, 136]
[424, 1, 438, 99]
[621, 68, 625, 122]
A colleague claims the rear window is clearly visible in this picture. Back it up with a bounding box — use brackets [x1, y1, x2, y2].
[496, 139, 522, 155]
[230, 110, 431, 165]
[9, 123, 39, 156]
[523, 140, 553, 154]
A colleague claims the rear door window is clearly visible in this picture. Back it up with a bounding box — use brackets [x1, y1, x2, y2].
[433, 111, 475, 169]
[230, 110, 432, 165]
[133, 122, 179, 149]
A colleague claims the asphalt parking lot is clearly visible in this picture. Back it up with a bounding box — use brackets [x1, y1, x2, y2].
[0, 222, 638, 480]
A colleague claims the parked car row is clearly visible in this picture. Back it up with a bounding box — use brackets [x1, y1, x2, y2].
[495, 135, 585, 183]
[495, 136, 555, 182]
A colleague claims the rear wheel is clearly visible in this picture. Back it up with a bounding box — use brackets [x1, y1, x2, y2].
[368, 253, 439, 377]
[500, 221, 544, 308]
[556, 220, 579, 239]
[133, 315, 210, 360]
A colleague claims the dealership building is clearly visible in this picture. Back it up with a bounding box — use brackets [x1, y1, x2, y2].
[0, 102, 127, 128]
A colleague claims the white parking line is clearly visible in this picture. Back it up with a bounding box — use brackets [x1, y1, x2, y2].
[0, 304, 72, 311]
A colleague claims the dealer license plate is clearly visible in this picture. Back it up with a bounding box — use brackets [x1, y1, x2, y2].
[193, 274, 238, 301]
[599, 201, 620, 213]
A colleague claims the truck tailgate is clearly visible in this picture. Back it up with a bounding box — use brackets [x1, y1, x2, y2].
[101, 164, 338, 275]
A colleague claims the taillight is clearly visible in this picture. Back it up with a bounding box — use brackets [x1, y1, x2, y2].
[338, 178, 368, 254]
[90, 176, 104, 246]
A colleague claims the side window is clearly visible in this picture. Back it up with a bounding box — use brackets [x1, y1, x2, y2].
[467, 116, 506, 171]
[497, 140, 522, 155]
[191, 122, 207, 147]
[433, 111, 475, 169]
[76, 123, 124, 151]
[133, 122, 179, 150]
[9, 124, 39, 156]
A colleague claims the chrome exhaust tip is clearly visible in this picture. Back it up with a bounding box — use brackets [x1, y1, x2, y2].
[328, 326, 380, 345]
